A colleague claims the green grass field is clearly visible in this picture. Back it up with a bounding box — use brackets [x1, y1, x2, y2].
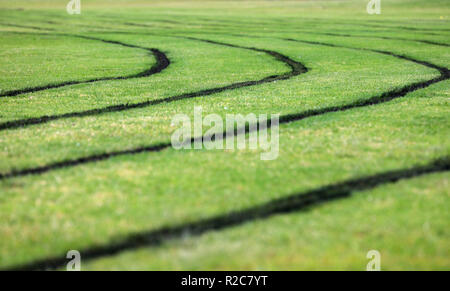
[0, 0, 449, 270]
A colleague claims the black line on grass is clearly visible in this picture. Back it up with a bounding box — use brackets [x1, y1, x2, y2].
[111, 20, 450, 47]
[0, 37, 448, 180]
[340, 21, 450, 34]
[4, 157, 448, 271]
[0, 36, 307, 131]
[0, 22, 55, 31]
[291, 30, 450, 47]
[189, 17, 450, 36]
[226, 29, 450, 47]
[0, 142, 171, 180]
[281, 37, 449, 75]
[0, 34, 170, 98]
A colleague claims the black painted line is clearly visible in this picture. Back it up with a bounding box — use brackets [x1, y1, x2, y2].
[0, 22, 55, 31]
[186, 17, 450, 36]
[112, 20, 450, 47]
[289, 30, 450, 47]
[4, 157, 448, 271]
[0, 34, 170, 98]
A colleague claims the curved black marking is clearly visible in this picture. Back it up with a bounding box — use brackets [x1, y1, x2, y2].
[281, 37, 449, 75]
[195, 17, 450, 36]
[0, 34, 170, 98]
[4, 157, 448, 271]
[0, 22, 54, 31]
[292, 30, 450, 47]
[113, 20, 450, 47]
[0, 37, 448, 180]
[343, 20, 450, 34]
[0, 142, 171, 180]
[0, 36, 307, 131]
[193, 28, 450, 48]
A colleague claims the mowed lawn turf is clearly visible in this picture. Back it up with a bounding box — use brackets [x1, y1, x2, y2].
[0, 0, 449, 270]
